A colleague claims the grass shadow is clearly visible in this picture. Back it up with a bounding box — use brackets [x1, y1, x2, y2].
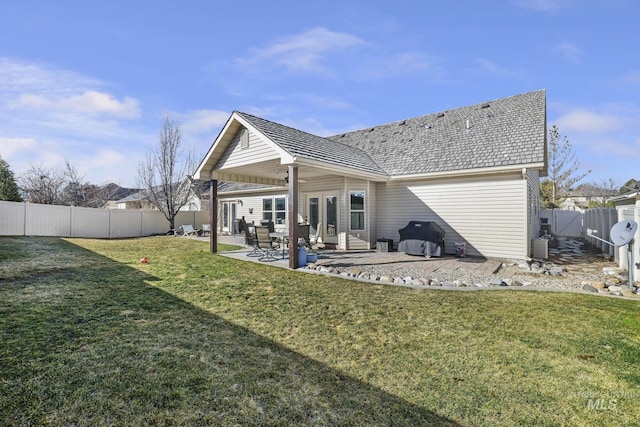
[0, 237, 459, 426]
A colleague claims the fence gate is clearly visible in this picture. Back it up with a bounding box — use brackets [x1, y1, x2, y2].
[540, 209, 584, 237]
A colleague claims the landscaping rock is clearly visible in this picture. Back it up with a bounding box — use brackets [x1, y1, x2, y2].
[347, 269, 362, 277]
[581, 280, 606, 289]
[419, 278, 431, 286]
[518, 262, 531, 271]
[603, 267, 624, 276]
[489, 278, 506, 286]
[548, 267, 564, 276]
[604, 280, 617, 289]
[305, 236, 622, 297]
[582, 284, 599, 293]
[621, 287, 636, 297]
[608, 285, 624, 296]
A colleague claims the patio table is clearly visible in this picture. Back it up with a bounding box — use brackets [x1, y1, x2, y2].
[269, 231, 289, 259]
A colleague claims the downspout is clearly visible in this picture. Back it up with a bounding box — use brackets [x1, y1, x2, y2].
[522, 167, 531, 258]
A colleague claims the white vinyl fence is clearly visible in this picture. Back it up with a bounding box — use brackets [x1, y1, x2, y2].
[541, 207, 640, 282]
[583, 207, 640, 282]
[0, 201, 210, 238]
[539, 209, 584, 238]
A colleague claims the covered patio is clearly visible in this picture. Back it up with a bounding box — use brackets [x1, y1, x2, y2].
[194, 111, 388, 269]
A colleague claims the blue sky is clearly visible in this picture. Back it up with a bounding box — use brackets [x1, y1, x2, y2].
[1, 0, 638, 188]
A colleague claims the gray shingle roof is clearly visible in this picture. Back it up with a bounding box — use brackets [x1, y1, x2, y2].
[234, 90, 545, 178]
[328, 90, 546, 175]
[235, 112, 387, 176]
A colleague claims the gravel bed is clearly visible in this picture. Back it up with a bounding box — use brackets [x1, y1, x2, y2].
[305, 242, 640, 298]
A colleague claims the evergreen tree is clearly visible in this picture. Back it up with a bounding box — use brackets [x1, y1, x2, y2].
[0, 156, 23, 201]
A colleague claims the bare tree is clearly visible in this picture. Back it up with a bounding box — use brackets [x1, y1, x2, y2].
[19, 163, 66, 204]
[540, 124, 591, 208]
[137, 116, 196, 232]
[61, 159, 89, 206]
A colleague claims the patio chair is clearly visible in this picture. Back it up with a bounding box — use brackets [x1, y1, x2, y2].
[181, 224, 199, 237]
[260, 220, 275, 232]
[201, 224, 211, 236]
[297, 223, 310, 247]
[246, 225, 263, 257]
[255, 225, 280, 261]
[308, 222, 322, 251]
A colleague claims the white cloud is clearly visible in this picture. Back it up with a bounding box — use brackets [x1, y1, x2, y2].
[237, 27, 365, 72]
[0, 137, 38, 158]
[81, 148, 138, 186]
[474, 58, 527, 79]
[178, 109, 230, 135]
[16, 90, 141, 118]
[0, 58, 150, 186]
[0, 57, 103, 95]
[555, 109, 626, 133]
[512, 0, 568, 11]
[550, 102, 640, 182]
[551, 41, 584, 63]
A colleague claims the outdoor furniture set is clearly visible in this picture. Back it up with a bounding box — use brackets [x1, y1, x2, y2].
[246, 221, 321, 262]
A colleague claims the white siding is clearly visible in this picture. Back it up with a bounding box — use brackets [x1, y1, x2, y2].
[217, 129, 280, 169]
[375, 173, 528, 259]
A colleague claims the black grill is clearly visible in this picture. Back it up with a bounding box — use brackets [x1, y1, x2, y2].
[397, 221, 445, 257]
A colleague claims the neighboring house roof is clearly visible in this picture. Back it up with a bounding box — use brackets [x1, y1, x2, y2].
[116, 180, 272, 203]
[235, 112, 386, 176]
[99, 183, 140, 201]
[607, 191, 639, 204]
[116, 190, 147, 203]
[329, 90, 546, 176]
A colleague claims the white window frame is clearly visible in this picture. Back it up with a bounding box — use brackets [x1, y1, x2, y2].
[262, 196, 287, 224]
[349, 191, 365, 231]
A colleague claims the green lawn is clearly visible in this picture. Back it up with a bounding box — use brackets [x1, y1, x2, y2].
[1, 236, 639, 426]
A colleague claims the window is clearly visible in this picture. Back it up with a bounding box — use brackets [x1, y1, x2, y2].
[274, 197, 286, 224]
[350, 191, 365, 230]
[262, 197, 287, 224]
[262, 198, 273, 221]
